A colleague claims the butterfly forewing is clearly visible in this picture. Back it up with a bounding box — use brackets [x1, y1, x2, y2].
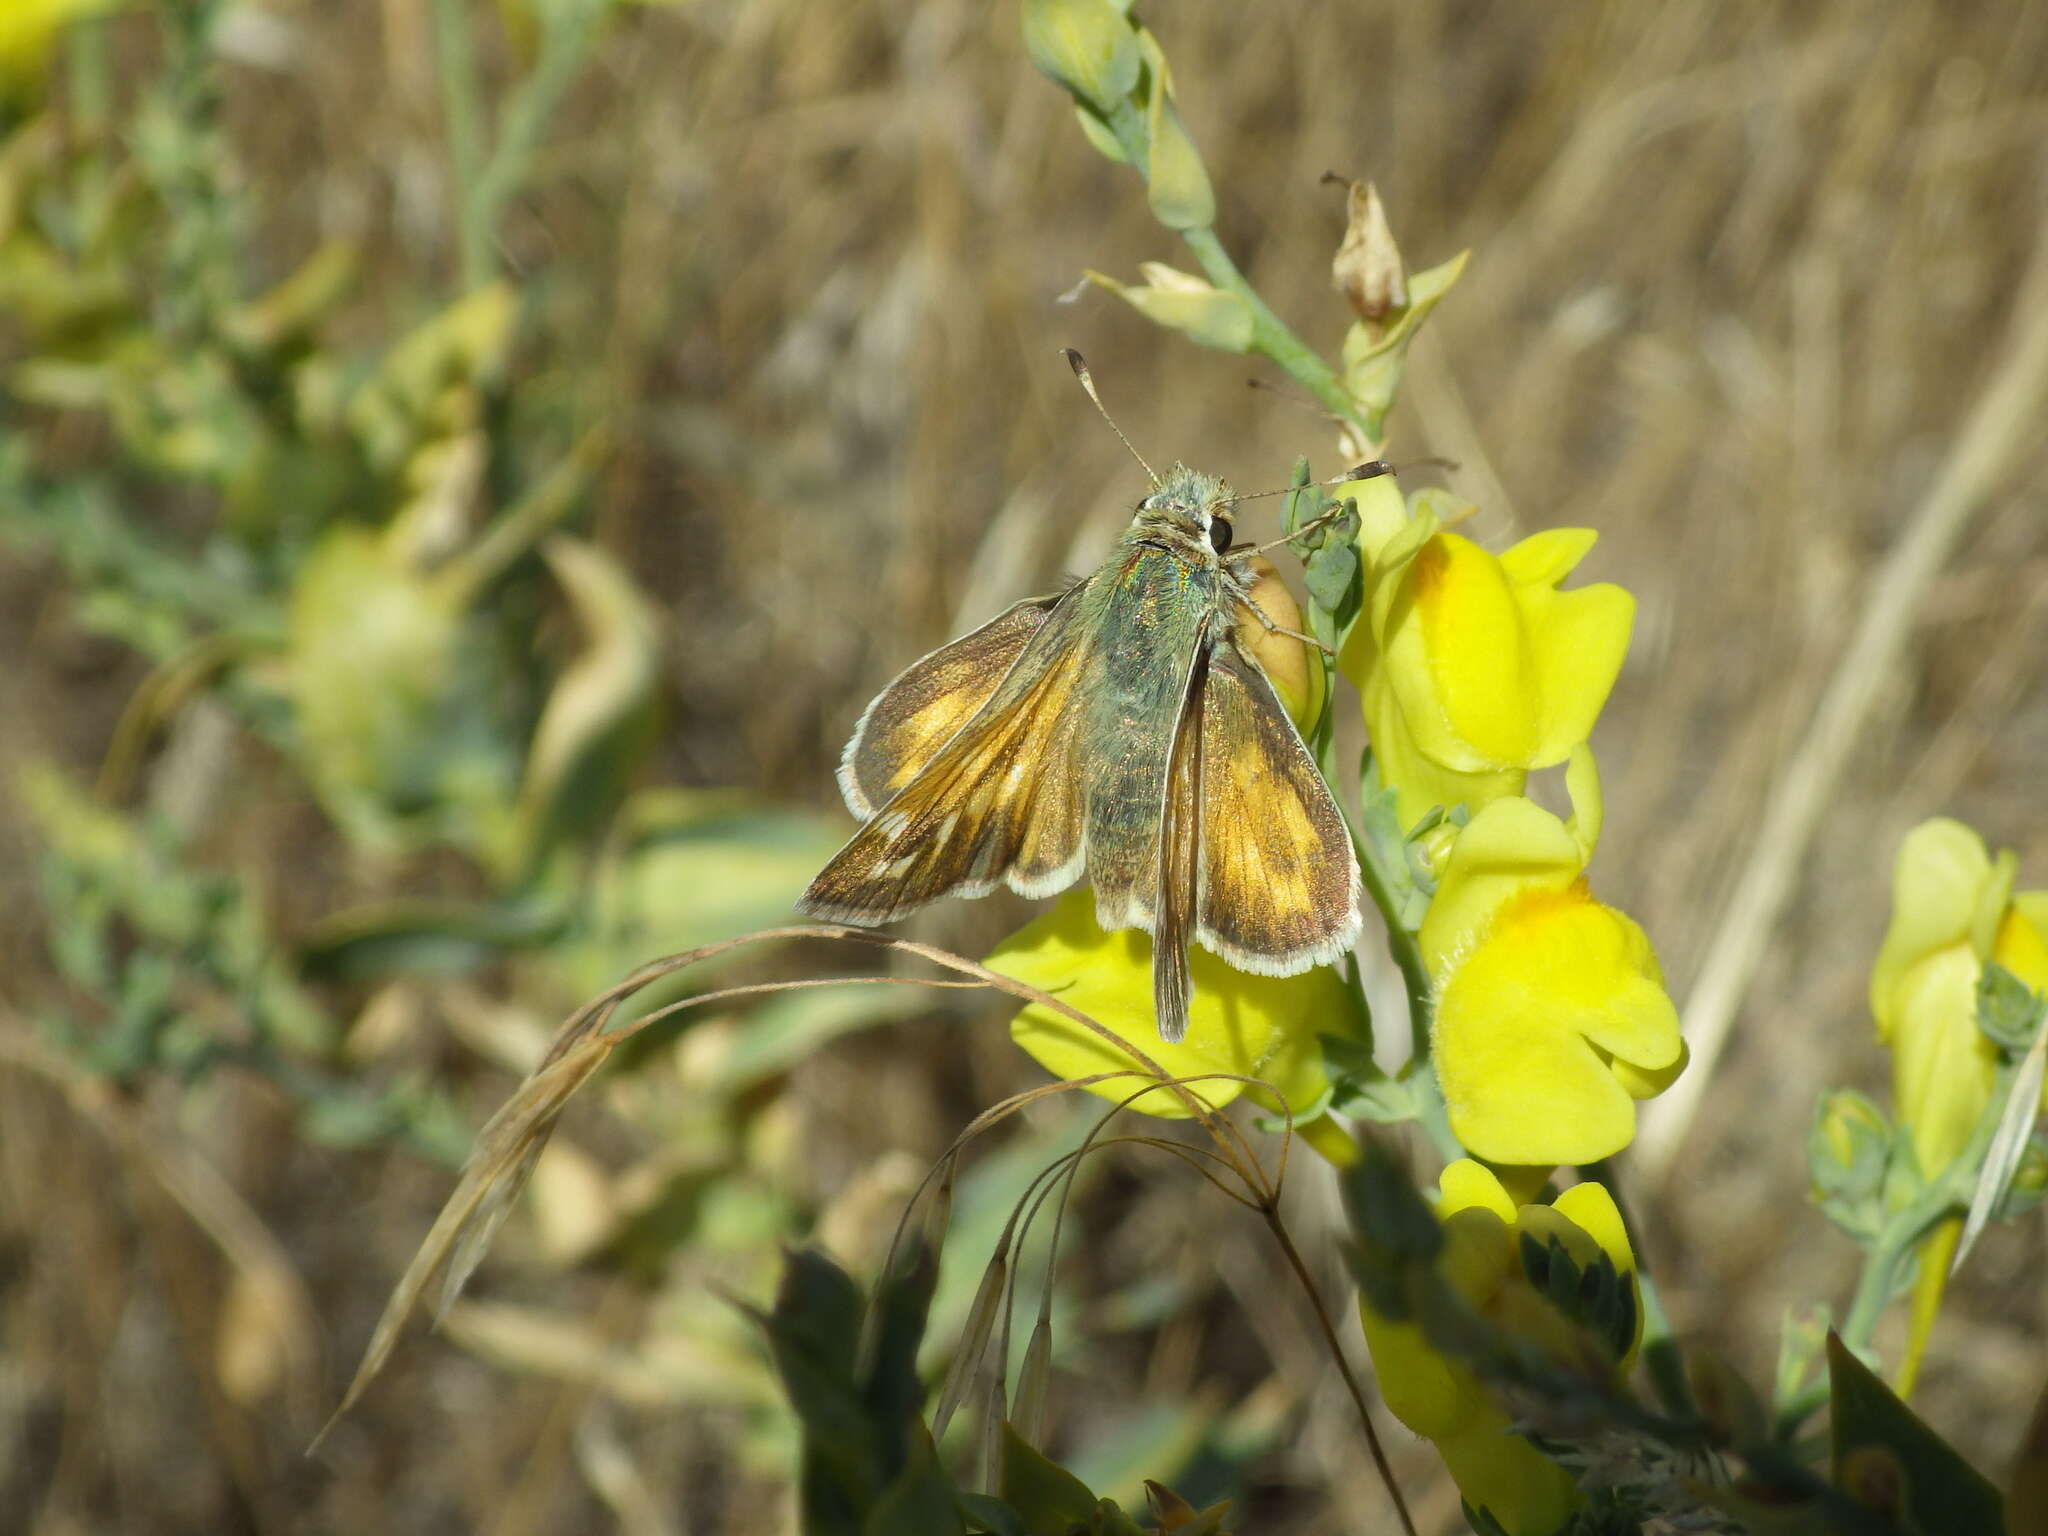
[838, 595, 1063, 817]
[799, 598, 1092, 924]
[1194, 639, 1361, 973]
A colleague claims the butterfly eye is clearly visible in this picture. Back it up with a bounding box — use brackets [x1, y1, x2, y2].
[1208, 515, 1233, 554]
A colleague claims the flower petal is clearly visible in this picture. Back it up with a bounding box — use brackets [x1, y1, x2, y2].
[1439, 1157, 1518, 1223]
[1363, 668, 1527, 832]
[1522, 580, 1634, 765]
[1996, 898, 2048, 990]
[1413, 532, 1540, 767]
[1871, 819, 1992, 1037]
[1498, 526, 1599, 589]
[1434, 887, 1680, 1164]
[1418, 796, 1584, 979]
[1889, 945, 1995, 1175]
[990, 890, 1344, 1119]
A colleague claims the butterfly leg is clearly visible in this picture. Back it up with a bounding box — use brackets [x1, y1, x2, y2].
[1232, 589, 1338, 658]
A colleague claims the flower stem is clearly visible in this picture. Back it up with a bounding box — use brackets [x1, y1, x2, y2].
[1175, 225, 1367, 438]
[1350, 820, 1433, 1063]
[1772, 1101, 1999, 1434]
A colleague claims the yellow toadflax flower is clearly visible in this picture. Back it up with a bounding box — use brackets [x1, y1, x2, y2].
[1420, 748, 1684, 1165]
[1359, 1159, 1642, 1536]
[987, 889, 1354, 1119]
[1339, 476, 1634, 832]
[1869, 817, 2048, 1393]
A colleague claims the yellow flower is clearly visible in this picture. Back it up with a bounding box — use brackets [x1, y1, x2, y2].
[1872, 818, 2048, 1176]
[1868, 818, 2048, 1393]
[1419, 749, 1684, 1164]
[987, 890, 1358, 1119]
[0, 0, 121, 105]
[1338, 479, 1633, 831]
[1359, 1160, 1641, 1536]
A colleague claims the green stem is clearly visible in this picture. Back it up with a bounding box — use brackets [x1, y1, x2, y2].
[430, 0, 492, 290]
[1176, 225, 1368, 440]
[1773, 1101, 2002, 1435]
[1352, 822, 1432, 1064]
[1097, 99, 1369, 443]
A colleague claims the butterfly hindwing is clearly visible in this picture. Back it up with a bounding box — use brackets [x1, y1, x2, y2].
[1150, 639, 1208, 1043]
[1194, 638, 1361, 974]
[838, 594, 1064, 818]
[799, 598, 1091, 924]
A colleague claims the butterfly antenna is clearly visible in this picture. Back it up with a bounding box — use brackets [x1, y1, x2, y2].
[1063, 349, 1159, 486]
[1223, 458, 1395, 507]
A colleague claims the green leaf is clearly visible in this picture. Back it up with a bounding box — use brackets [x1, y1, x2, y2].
[863, 1432, 967, 1536]
[1826, 1331, 2003, 1534]
[956, 1493, 1029, 1536]
[1322, 1034, 1418, 1125]
[759, 1250, 883, 1533]
[1954, 1016, 2048, 1274]
[1083, 266, 1251, 353]
[1977, 961, 2047, 1050]
[1143, 90, 1213, 231]
[508, 535, 663, 878]
[1072, 104, 1129, 164]
[1000, 1423, 1098, 1534]
[1807, 1089, 1893, 1243]
[1303, 536, 1358, 614]
[863, 1244, 941, 1484]
[299, 895, 565, 980]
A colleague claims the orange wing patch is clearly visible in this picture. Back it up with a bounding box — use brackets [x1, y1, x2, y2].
[801, 607, 1090, 924]
[1196, 644, 1360, 974]
[839, 596, 1060, 817]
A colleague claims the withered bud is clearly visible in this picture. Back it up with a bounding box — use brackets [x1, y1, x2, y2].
[1331, 177, 1407, 324]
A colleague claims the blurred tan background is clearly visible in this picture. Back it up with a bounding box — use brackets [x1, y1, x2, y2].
[3, 1, 2046, 1531]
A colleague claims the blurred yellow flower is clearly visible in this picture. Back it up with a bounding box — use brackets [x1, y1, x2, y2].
[1359, 1160, 1641, 1536]
[1869, 817, 2048, 1393]
[987, 890, 1358, 1120]
[1419, 749, 1684, 1164]
[1339, 480, 1633, 831]
[1872, 817, 2048, 1176]
[0, 0, 120, 106]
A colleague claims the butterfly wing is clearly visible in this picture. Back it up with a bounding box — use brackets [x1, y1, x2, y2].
[838, 594, 1066, 818]
[1150, 641, 1208, 1043]
[1194, 638, 1361, 974]
[799, 594, 1092, 924]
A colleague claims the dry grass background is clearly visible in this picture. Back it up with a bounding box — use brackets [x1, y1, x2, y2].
[3, 1, 2047, 1531]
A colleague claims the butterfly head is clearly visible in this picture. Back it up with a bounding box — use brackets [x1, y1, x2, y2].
[1133, 463, 1237, 558]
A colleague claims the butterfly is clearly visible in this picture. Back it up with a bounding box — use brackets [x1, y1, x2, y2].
[799, 361, 1377, 1042]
